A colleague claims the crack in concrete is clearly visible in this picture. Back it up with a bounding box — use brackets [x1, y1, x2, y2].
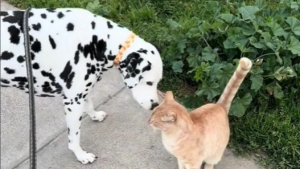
[12, 87, 126, 168]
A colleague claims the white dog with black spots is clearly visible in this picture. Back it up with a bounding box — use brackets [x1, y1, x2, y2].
[0, 8, 163, 164]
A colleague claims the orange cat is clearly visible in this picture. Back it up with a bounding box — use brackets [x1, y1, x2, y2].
[149, 57, 252, 169]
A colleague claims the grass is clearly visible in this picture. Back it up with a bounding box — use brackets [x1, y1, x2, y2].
[229, 94, 300, 169]
[7, 0, 300, 168]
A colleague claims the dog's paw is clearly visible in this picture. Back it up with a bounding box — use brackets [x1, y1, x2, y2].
[91, 111, 107, 122]
[76, 151, 97, 164]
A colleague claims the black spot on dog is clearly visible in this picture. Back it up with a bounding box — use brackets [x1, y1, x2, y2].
[86, 82, 92, 87]
[49, 35, 56, 49]
[29, 12, 34, 18]
[51, 20, 54, 23]
[83, 94, 87, 98]
[32, 23, 41, 31]
[67, 23, 74, 31]
[38, 94, 55, 97]
[33, 63, 40, 69]
[151, 51, 155, 54]
[57, 12, 64, 18]
[68, 128, 70, 134]
[16, 56, 24, 63]
[138, 49, 148, 54]
[3, 16, 19, 23]
[74, 51, 80, 64]
[8, 25, 20, 44]
[107, 34, 110, 39]
[29, 35, 34, 42]
[0, 11, 8, 16]
[68, 108, 72, 112]
[30, 52, 35, 60]
[12, 77, 27, 83]
[76, 132, 78, 135]
[139, 76, 143, 81]
[118, 45, 122, 49]
[146, 81, 153, 86]
[4, 67, 15, 74]
[31, 39, 42, 53]
[1, 79, 10, 84]
[46, 8, 56, 12]
[60, 61, 75, 89]
[142, 61, 152, 72]
[91, 21, 95, 29]
[79, 116, 82, 121]
[42, 81, 52, 93]
[41, 71, 63, 93]
[41, 13, 47, 19]
[1, 51, 14, 60]
[118, 24, 124, 28]
[66, 10, 71, 12]
[107, 21, 113, 28]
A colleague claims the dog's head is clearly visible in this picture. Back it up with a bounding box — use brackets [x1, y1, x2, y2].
[118, 40, 163, 111]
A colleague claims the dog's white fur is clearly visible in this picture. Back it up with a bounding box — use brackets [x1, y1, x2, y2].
[1, 8, 163, 164]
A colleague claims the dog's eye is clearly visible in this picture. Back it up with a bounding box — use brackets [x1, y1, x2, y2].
[146, 81, 153, 86]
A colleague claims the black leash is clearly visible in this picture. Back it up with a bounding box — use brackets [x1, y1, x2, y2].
[23, 7, 37, 169]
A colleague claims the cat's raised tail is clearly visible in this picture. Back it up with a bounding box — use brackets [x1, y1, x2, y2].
[217, 57, 252, 113]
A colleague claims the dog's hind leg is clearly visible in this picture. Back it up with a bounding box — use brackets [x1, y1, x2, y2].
[84, 96, 107, 122]
[63, 96, 97, 164]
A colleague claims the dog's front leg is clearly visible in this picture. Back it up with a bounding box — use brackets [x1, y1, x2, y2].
[64, 97, 97, 164]
[84, 96, 107, 121]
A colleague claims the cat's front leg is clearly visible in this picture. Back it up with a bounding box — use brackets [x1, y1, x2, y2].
[177, 159, 185, 169]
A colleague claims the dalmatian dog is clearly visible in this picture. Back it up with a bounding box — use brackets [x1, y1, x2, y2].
[0, 8, 162, 164]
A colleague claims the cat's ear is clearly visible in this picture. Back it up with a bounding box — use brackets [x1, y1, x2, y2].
[161, 111, 176, 122]
[165, 91, 174, 101]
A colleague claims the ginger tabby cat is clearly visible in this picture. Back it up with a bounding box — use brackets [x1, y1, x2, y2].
[149, 57, 252, 169]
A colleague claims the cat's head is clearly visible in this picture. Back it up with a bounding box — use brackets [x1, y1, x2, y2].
[148, 91, 189, 132]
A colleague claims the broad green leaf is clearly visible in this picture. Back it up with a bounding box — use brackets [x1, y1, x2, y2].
[273, 85, 284, 99]
[267, 21, 286, 37]
[227, 27, 243, 39]
[250, 74, 263, 91]
[220, 14, 236, 24]
[223, 38, 236, 49]
[167, 19, 181, 30]
[238, 6, 259, 20]
[276, 53, 283, 65]
[209, 63, 223, 80]
[241, 24, 256, 35]
[181, 96, 205, 109]
[230, 93, 253, 117]
[288, 36, 300, 55]
[291, 2, 299, 10]
[201, 47, 218, 62]
[196, 81, 220, 101]
[187, 55, 200, 68]
[194, 62, 210, 82]
[217, 63, 235, 89]
[172, 61, 184, 73]
[286, 17, 300, 36]
[255, 0, 267, 9]
[177, 41, 186, 54]
[249, 37, 266, 49]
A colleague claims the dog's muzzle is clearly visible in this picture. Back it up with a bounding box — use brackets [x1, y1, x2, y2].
[150, 102, 159, 110]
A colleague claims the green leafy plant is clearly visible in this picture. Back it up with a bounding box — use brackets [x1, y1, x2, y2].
[158, 0, 300, 117]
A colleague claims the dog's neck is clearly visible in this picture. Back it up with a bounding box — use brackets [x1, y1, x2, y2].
[87, 17, 148, 83]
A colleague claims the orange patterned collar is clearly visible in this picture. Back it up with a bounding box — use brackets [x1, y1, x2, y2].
[113, 33, 137, 65]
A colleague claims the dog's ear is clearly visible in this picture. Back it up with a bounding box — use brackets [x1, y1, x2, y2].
[120, 52, 144, 87]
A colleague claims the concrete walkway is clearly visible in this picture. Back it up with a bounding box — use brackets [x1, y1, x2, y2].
[1, 1, 263, 168]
